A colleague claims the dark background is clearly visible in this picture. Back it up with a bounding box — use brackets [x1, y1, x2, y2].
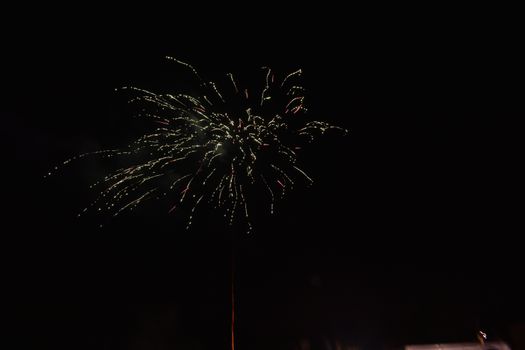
[2, 5, 523, 350]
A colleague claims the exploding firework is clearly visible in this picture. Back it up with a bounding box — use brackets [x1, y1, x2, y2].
[48, 57, 346, 232]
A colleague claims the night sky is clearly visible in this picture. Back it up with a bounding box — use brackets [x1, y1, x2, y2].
[3, 7, 523, 350]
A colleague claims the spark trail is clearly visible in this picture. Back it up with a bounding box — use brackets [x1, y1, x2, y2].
[48, 58, 347, 232]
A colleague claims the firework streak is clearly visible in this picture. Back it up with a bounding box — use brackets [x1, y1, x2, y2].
[48, 58, 347, 232]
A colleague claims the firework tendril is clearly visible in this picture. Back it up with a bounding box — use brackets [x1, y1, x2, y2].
[48, 58, 347, 232]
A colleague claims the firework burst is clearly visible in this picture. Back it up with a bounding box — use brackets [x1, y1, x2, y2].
[48, 57, 346, 232]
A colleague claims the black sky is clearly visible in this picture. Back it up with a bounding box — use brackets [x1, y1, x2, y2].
[3, 6, 523, 350]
